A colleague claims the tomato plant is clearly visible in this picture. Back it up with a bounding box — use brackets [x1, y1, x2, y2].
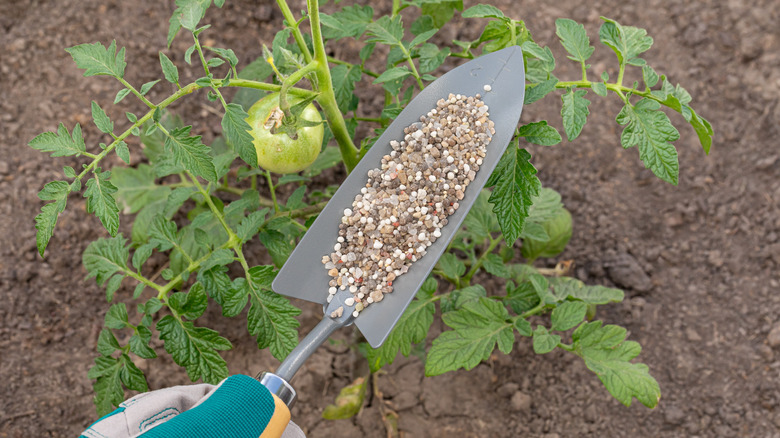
[28, 0, 712, 421]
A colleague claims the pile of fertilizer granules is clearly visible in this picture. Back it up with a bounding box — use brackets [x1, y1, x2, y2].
[322, 93, 495, 319]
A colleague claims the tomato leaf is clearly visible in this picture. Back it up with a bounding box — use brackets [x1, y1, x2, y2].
[34, 181, 70, 256]
[65, 40, 126, 78]
[365, 278, 437, 372]
[84, 168, 120, 236]
[555, 18, 594, 67]
[222, 103, 257, 168]
[532, 326, 560, 354]
[517, 121, 562, 146]
[561, 89, 591, 141]
[425, 298, 514, 375]
[599, 17, 653, 67]
[28, 123, 87, 158]
[159, 52, 180, 85]
[616, 98, 680, 185]
[242, 266, 301, 360]
[163, 126, 218, 182]
[83, 235, 131, 289]
[486, 145, 541, 244]
[157, 314, 232, 384]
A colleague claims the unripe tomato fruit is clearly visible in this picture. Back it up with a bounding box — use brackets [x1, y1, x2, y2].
[246, 92, 324, 174]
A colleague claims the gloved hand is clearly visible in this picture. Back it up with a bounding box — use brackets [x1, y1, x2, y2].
[79, 375, 305, 438]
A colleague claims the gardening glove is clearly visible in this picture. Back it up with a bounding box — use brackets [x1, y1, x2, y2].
[79, 374, 305, 438]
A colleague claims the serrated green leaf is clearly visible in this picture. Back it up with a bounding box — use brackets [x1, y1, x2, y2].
[517, 121, 562, 146]
[532, 326, 560, 353]
[132, 243, 155, 272]
[642, 65, 659, 88]
[549, 277, 624, 305]
[89, 356, 124, 416]
[178, 0, 206, 31]
[129, 326, 157, 359]
[419, 0, 463, 28]
[440, 285, 487, 313]
[437, 252, 466, 280]
[505, 281, 540, 314]
[157, 314, 232, 384]
[524, 78, 558, 105]
[410, 29, 437, 48]
[65, 40, 126, 78]
[373, 66, 412, 84]
[91, 101, 114, 134]
[616, 98, 680, 184]
[205, 46, 238, 67]
[521, 207, 571, 261]
[366, 278, 437, 372]
[244, 266, 301, 360]
[104, 274, 125, 301]
[111, 141, 129, 164]
[105, 303, 129, 329]
[112, 164, 171, 214]
[159, 52, 180, 85]
[514, 318, 532, 336]
[164, 126, 218, 182]
[417, 43, 450, 74]
[97, 329, 121, 356]
[331, 64, 362, 114]
[575, 321, 660, 407]
[35, 181, 70, 256]
[688, 107, 713, 154]
[366, 15, 404, 46]
[321, 5, 374, 40]
[487, 145, 541, 244]
[592, 81, 608, 97]
[199, 267, 248, 317]
[425, 298, 513, 375]
[560, 89, 591, 141]
[221, 103, 256, 168]
[551, 301, 588, 331]
[84, 235, 130, 290]
[258, 229, 294, 268]
[235, 209, 268, 243]
[555, 18, 594, 67]
[29, 123, 87, 157]
[599, 18, 653, 67]
[84, 168, 120, 236]
[200, 248, 234, 272]
[482, 253, 511, 278]
[462, 4, 506, 19]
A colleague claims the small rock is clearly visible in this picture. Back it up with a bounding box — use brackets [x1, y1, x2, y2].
[663, 406, 686, 426]
[758, 344, 774, 361]
[497, 382, 519, 398]
[605, 253, 653, 292]
[685, 327, 703, 342]
[707, 250, 724, 268]
[0, 160, 9, 175]
[768, 324, 780, 348]
[583, 404, 598, 423]
[510, 391, 532, 412]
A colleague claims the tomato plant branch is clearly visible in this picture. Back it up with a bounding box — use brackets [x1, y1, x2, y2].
[266, 170, 280, 212]
[279, 61, 320, 119]
[399, 45, 425, 90]
[117, 77, 155, 108]
[276, 0, 314, 64]
[307, 0, 360, 171]
[462, 236, 502, 285]
[327, 56, 380, 78]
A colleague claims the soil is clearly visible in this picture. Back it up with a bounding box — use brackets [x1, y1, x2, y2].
[1, 0, 779, 437]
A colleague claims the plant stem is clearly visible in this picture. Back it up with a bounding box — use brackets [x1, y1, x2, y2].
[279, 61, 320, 118]
[392, 0, 401, 16]
[462, 236, 501, 285]
[117, 77, 155, 108]
[266, 170, 279, 212]
[399, 45, 425, 90]
[218, 78, 317, 98]
[276, 0, 314, 64]
[193, 34, 211, 77]
[306, 0, 360, 171]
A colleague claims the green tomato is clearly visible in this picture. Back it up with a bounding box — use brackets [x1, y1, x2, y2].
[246, 92, 324, 174]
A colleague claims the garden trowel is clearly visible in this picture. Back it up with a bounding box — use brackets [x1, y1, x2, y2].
[259, 45, 526, 408]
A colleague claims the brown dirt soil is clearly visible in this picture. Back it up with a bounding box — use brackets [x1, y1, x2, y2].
[2, 0, 780, 437]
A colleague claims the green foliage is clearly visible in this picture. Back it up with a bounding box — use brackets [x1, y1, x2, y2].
[28, 0, 712, 415]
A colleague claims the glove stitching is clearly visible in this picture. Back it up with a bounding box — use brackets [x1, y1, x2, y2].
[139, 407, 181, 432]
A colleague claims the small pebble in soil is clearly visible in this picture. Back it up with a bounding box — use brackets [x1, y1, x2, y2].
[322, 93, 494, 317]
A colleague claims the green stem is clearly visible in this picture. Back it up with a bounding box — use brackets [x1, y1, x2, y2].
[276, 0, 314, 64]
[193, 34, 211, 77]
[462, 236, 501, 285]
[306, 0, 359, 171]
[399, 45, 425, 90]
[356, 116, 383, 123]
[266, 170, 279, 212]
[124, 269, 164, 293]
[117, 77, 155, 108]
[218, 78, 317, 98]
[279, 61, 320, 118]
[519, 302, 546, 319]
[392, 0, 401, 16]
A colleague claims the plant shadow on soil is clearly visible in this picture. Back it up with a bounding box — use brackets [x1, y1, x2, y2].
[1, 0, 779, 437]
